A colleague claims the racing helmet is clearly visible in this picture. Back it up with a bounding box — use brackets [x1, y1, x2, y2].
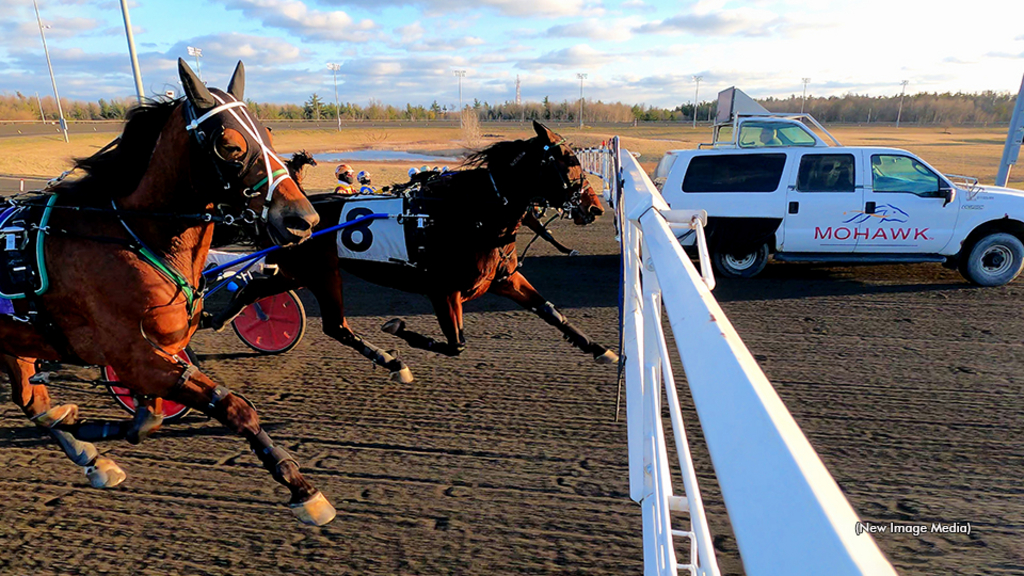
[335, 163, 355, 183]
[357, 170, 372, 185]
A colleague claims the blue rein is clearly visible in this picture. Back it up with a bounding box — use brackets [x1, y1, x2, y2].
[203, 212, 388, 297]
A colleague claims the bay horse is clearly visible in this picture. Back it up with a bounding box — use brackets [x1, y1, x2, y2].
[206, 122, 617, 383]
[0, 60, 336, 525]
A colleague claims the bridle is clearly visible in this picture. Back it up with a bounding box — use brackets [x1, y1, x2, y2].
[534, 137, 586, 213]
[182, 92, 294, 224]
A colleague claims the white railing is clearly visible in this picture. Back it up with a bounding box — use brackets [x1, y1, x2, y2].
[579, 139, 898, 576]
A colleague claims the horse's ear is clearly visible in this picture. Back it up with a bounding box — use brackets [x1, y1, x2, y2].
[227, 61, 245, 101]
[532, 120, 558, 143]
[178, 58, 215, 109]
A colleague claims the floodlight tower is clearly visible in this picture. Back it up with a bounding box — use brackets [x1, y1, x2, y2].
[577, 73, 587, 129]
[119, 0, 145, 104]
[187, 46, 203, 80]
[32, 0, 68, 142]
[454, 69, 466, 127]
[801, 78, 811, 113]
[327, 62, 342, 131]
[691, 75, 703, 128]
[896, 80, 909, 128]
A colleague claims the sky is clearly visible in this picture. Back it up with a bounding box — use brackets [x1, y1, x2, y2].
[1, 0, 1022, 110]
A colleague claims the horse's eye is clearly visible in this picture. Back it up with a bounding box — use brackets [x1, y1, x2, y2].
[215, 128, 248, 162]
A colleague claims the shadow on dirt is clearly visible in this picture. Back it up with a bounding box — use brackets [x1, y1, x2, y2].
[289, 254, 623, 319]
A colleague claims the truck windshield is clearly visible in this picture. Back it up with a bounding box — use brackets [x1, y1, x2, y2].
[738, 122, 817, 148]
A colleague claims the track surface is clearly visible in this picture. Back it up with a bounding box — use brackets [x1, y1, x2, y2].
[1, 215, 1022, 575]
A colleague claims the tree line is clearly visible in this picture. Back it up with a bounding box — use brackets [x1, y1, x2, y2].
[0, 89, 1018, 125]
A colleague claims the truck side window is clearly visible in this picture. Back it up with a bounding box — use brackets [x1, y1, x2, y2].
[797, 154, 855, 192]
[871, 154, 941, 196]
[682, 154, 787, 193]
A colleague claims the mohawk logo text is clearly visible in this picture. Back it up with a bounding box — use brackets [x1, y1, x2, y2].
[815, 227, 931, 241]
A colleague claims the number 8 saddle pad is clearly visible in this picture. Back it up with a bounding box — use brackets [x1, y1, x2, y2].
[335, 195, 414, 265]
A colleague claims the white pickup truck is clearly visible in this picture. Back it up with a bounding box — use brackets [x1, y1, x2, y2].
[655, 93, 1024, 286]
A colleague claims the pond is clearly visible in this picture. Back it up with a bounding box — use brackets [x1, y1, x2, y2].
[307, 150, 463, 163]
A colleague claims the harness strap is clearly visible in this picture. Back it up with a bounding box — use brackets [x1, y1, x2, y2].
[112, 199, 199, 317]
[185, 101, 248, 132]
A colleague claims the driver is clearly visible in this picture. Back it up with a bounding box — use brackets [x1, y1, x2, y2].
[334, 164, 357, 195]
[758, 127, 782, 147]
[357, 170, 376, 194]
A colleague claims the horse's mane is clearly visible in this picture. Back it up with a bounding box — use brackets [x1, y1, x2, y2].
[54, 99, 180, 199]
[462, 138, 534, 170]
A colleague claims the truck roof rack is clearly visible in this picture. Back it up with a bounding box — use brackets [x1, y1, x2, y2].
[702, 87, 842, 148]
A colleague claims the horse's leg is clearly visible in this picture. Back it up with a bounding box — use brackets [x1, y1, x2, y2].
[126, 396, 164, 445]
[157, 360, 335, 525]
[381, 292, 467, 356]
[310, 270, 414, 383]
[205, 273, 298, 331]
[488, 272, 618, 364]
[1, 354, 126, 488]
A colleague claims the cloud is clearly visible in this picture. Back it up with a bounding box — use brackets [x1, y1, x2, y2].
[395, 22, 425, 43]
[541, 18, 635, 41]
[406, 36, 486, 52]
[635, 9, 792, 37]
[516, 44, 618, 70]
[164, 33, 308, 68]
[217, 0, 379, 43]
[621, 0, 646, 7]
[320, 0, 586, 18]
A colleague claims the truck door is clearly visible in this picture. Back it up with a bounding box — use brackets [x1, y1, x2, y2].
[857, 153, 959, 253]
[781, 152, 863, 253]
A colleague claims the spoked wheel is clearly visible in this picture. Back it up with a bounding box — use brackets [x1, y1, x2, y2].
[105, 347, 196, 422]
[231, 290, 306, 355]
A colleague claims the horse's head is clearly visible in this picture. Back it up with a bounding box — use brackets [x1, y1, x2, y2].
[527, 121, 586, 211]
[569, 179, 604, 225]
[178, 59, 318, 246]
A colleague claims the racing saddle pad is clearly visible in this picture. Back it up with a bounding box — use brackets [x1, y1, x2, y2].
[0, 194, 57, 303]
[336, 195, 412, 265]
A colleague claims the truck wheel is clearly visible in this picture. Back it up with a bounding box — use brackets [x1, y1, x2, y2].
[960, 232, 1024, 286]
[712, 243, 769, 278]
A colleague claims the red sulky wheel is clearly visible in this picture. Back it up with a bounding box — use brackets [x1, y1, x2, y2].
[231, 290, 306, 355]
[105, 347, 196, 422]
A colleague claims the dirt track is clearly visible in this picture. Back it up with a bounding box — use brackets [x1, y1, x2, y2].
[1, 214, 1022, 575]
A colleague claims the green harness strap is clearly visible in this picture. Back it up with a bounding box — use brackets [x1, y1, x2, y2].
[135, 244, 199, 316]
[252, 168, 289, 193]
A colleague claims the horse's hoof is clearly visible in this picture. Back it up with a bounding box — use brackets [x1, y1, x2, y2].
[381, 318, 405, 335]
[290, 491, 337, 526]
[390, 367, 414, 384]
[85, 457, 126, 489]
[595, 350, 619, 365]
[31, 404, 79, 428]
[568, 249, 580, 257]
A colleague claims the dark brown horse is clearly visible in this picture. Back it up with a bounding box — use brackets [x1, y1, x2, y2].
[0, 60, 336, 525]
[207, 122, 617, 383]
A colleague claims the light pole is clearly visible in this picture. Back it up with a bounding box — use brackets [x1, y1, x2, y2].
[119, 0, 145, 104]
[187, 46, 203, 81]
[801, 78, 810, 114]
[691, 75, 703, 129]
[33, 0, 68, 142]
[453, 70, 466, 127]
[896, 80, 909, 128]
[327, 63, 342, 131]
[576, 73, 587, 129]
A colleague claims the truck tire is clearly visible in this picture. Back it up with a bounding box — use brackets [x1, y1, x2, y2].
[959, 232, 1024, 286]
[712, 243, 769, 278]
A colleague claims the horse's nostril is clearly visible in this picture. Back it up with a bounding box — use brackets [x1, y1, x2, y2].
[283, 215, 314, 233]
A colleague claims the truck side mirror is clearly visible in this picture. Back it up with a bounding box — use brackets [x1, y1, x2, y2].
[941, 186, 956, 207]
